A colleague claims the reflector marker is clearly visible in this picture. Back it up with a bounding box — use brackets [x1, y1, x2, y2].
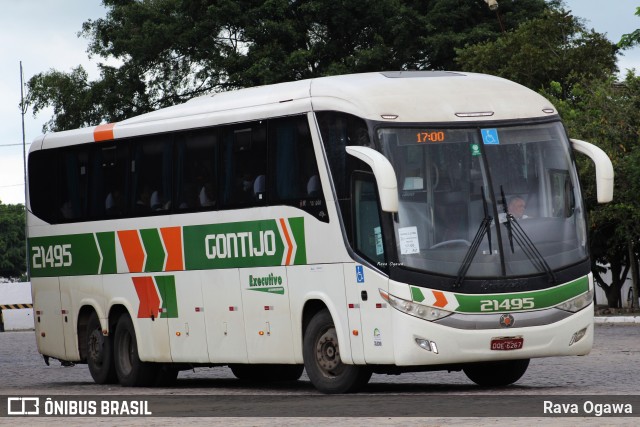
[93, 123, 115, 142]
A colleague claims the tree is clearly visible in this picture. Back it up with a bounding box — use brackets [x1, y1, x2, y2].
[542, 73, 640, 307]
[455, 8, 618, 97]
[619, 6, 640, 49]
[0, 202, 26, 281]
[26, 0, 551, 132]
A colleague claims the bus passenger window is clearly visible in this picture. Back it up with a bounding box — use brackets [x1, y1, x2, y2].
[90, 144, 129, 219]
[269, 115, 327, 221]
[131, 136, 173, 216]
[175, 129, 218, 211]
[220, 122, 267, 208]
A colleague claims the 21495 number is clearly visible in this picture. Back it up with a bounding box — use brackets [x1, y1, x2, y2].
[480, 297, 534, 312]
[32, 244, 72, 269]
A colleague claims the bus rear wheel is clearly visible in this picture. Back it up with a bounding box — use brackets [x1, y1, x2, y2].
[463, 359, 530, 387]
[113, 313, 158, 387]
[303, 309, 371, 394]
[86, 311, 117, 384]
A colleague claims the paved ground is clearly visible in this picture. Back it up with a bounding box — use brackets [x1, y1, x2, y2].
[0, 323, 639, 425]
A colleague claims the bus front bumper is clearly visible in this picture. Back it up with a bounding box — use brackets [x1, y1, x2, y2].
[390, 303, 594, 366]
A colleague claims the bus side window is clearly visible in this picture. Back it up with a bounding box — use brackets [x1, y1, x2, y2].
[220, 122, 267, 208]
[175, 129, 218, 211]
[90, 144, 129, 219]
[352, 172, 386, 268]
[269, 115, 327, 221]
[131, 135, 173, 215]
[59, 149, 89, 221]
[28, 150, 59, 223]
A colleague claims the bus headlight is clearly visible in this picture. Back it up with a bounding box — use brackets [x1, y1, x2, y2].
[379, 289, 453, 321]
[556, 290, 594, 313]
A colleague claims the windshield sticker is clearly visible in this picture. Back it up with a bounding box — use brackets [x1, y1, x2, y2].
[481, 129, 499, 145]
[374, 226, 384, 256]
[470, 143, 481, 156]
[398, 226, 420, 255]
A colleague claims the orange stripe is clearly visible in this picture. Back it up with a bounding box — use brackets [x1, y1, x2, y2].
[160, 227, 184, 271]
[279, 218, 293, 265]
[133, 276, 160, 319]
[94, 123, 115, 142]
[432, 290, 448, 308]
[117, 230, 145, 273]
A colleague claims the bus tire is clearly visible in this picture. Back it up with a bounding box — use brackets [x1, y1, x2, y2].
[463, 359, 530, 387]
[230, 364, 304, 382]
[113, 313, 158, 387]
[86, 311, 117, 384]
[303, 309, 371, 394]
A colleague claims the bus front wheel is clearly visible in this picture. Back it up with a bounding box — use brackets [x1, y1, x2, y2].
[463, 359, 530, 387]
[86, 311, 117, 384]
[303, 309, 371, 394]
[113, 313, 158, 387]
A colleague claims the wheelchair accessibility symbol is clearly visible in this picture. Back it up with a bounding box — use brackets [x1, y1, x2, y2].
[356, 265, 365, 283]
[481, 128, 500, 145]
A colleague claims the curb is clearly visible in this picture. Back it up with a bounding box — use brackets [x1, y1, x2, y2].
[594, 316, 640, 324]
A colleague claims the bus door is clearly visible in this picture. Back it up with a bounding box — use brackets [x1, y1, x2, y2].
[240, 266, 295, 363]
[348, 174, 394, 364]
[32, 277, 68, 360]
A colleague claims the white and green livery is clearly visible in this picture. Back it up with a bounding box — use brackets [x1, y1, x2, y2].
[27, 72, 613, 393]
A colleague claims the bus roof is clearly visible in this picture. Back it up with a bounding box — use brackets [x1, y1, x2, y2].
[31, 71, 558, 151]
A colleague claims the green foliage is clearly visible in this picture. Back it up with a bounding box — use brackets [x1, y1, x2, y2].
[619, 7, 640, 49]
[456, 8, 618, 96]
[26, 0, 550, 132]
[0, 202, 26, 280]
[543, 73, 640, 307]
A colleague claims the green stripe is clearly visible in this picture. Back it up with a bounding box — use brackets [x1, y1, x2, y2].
[140, 228, 166, 272]
[155, 275, 178, 318]
[247, 286, 285, 295]
[96, 232, 116, 274]
[454, 276, 589, 313]
[411, 287, 426, 303]
[29, 234, 101, 277]
[30, 217, 307, 277]
[289, 217, 307, 265]
[183, 218, 307, 270]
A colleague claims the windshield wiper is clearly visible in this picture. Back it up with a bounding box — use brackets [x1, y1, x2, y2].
[500, 187, 556, 284]
[454, 187, 493, 288]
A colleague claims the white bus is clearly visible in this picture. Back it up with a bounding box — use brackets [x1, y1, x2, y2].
[27, 71, 613, 393]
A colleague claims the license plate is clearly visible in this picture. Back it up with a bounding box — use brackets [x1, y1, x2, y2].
[490, 337, 524, 351]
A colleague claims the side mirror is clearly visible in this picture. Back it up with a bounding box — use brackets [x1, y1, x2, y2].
[571, 139, 614, 204]
[346, 146, 398, 212]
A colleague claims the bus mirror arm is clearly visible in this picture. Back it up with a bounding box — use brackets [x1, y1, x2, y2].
[571, 139, 614, 204]
[346, 146, 399, 212]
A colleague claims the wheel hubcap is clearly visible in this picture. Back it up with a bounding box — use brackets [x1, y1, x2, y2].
[315, 327, 341, 375]
[88, 330, 104, 365]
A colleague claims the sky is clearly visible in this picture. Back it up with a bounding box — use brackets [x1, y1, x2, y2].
[1, 0, 639, 205]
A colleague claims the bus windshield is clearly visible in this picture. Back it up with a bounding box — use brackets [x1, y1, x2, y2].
[378, 121, 587, 279]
